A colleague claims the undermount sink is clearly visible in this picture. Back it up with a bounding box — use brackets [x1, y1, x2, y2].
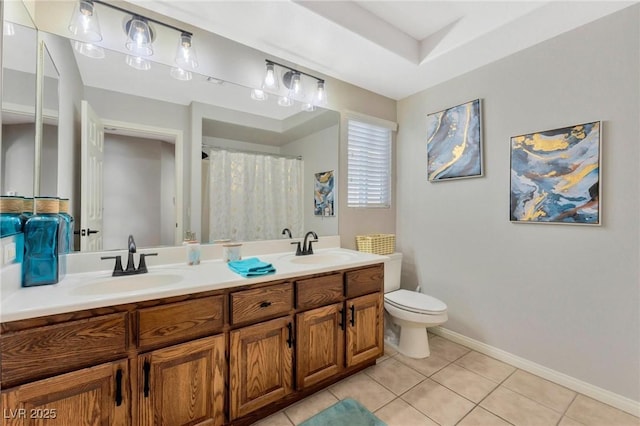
[70, 273, 183, 296]
[286, 251, 357, 265]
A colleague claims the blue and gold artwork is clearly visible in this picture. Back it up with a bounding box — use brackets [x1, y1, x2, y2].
[510, 121, 601, 225]
[427, 99, 483, 181]
[314, 170, 335, 216]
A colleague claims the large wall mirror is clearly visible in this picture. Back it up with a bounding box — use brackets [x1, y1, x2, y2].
[12, 0, 339, 253]
[1, 1, 37, 197]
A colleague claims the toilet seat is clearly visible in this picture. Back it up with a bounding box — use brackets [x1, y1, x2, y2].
[385, 289, 447, 315]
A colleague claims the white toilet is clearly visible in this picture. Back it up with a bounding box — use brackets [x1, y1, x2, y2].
[384, 252, 448, 358]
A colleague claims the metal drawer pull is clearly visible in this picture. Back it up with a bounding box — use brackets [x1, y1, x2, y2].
[115, 369, 123, 406]
[143, 360, 151, 398]
[350, 305, 355, 326]
[286, 322, 294, 348]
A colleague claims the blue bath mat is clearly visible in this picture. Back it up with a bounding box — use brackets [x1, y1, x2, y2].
[299, 398, 386, 426]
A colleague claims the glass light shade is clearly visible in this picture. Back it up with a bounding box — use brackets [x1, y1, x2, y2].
[263, 63, 279, 90]
[73, 40, 105, 59]
[4, 22, 15, 37]
[175, 33, 198, 69]
[68, 0, 102, 42]
[125, 16, 153, 56]
[278, 95, 293, 107]
[250, 89, 268, 101]
[314, 81, 328, 106]
[170, 67, 192, 81]
[125, 55, 151, 71]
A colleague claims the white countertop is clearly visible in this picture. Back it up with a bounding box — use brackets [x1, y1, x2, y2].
[1, 248, 388, 323]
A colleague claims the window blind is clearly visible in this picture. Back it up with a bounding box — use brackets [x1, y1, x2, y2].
[347, 119, 392, 208]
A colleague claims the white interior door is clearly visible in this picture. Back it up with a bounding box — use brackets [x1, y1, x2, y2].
[80, 100, 104, 252]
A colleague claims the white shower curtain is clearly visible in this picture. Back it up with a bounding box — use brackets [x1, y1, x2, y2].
[209, 149, 304, 242]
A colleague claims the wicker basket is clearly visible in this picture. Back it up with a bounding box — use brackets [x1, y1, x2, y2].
[355, 234, 395, 255]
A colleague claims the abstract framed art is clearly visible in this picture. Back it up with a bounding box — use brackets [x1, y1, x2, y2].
[510, 121, 601, 225]
[314, 170, 335, 216]
[426, 99, 483, 181]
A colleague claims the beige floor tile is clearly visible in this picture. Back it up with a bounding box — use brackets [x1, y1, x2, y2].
[366, 358, 426, 395]
[558, 416, 585, 426]
[502, 370, 576, 413]
[565, 395, 640, 426]
[457, 407, 512, 426]
[480, 386, 562, 426]
[402, 379, 475, 426]
[385, 345, 398, 357]
[284, 391, 339, 425]
[395, 352, 451, 376]
[328, 372, 396, 412]
[431, 363, 498, 403]
[455, 351, 516, 383]
[429, 336, 471, 362]
[252, 411, 293, 426]
[375, 398, 439, 426]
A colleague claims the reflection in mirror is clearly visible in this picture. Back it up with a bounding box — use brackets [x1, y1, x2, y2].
[36, 41, 60, 197]
[22, 1, 340, 251]
[1, 8, 37, 197]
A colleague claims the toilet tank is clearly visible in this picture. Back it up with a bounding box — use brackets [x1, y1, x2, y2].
[383, 252, 403, 293]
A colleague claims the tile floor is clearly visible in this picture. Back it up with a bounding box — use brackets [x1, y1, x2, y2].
[253, 333, 640, 426]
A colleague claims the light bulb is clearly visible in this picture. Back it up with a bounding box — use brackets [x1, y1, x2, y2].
[314, 81, 327, 106]
[263, 63, 279, 90]
[68, 0, 102, 42]
[175, 32, 198, 69]
[125, 16, 153, 56]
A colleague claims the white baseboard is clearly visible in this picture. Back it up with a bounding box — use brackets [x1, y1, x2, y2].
[431, 326, 640, 417]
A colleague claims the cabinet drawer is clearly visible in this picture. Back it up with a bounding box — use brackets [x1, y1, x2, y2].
[231, 282, 293, 325]
[296, 273, 343, 310]
[137, 295, 224, 350]
[1, 313, 128, 387]
[345, 264, 384, 298]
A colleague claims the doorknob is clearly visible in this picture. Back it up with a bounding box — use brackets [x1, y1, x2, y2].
[81, 228, 100, 236]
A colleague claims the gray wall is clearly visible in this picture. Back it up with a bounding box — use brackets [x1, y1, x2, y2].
[396, 6, 639, 402]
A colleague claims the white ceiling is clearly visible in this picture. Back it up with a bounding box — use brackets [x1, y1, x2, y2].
[129, 0, 636, 100]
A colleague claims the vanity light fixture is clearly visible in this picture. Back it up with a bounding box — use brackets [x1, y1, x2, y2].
[175, 32, 198, 69]
[68, 0, 199, 75]
[125, 16, 153, 56]
[255, 60, 327, 110]
[68, 0, 102, 42]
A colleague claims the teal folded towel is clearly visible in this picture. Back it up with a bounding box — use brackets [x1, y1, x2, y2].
[228, 257, 276, 277]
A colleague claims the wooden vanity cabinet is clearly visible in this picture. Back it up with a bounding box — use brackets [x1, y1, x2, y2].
[0, 263, 384, 426]
[294, 266, 383, 391]
[138, 335, 225, 426]
[1, 358, 130, 426]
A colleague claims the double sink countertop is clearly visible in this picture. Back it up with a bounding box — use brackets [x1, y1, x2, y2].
[1, 247, 388, 323]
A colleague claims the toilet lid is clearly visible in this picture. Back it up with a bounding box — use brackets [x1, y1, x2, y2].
[385, 289, 447, 315]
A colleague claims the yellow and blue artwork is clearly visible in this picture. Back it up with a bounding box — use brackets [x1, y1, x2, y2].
[510, 121, 601, 225]
[427, 99, 483, 181]
[314, 170, 335, 216]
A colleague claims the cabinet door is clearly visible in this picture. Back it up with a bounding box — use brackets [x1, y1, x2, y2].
[229, 316, 294, 420]
[296, 303, 344, 389]
[138, 335, 225, 426]
[1, 359, 129, 426]
[346, 292, 384, 367]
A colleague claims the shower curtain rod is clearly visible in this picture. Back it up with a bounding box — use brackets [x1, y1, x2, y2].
[202, 145, 303, 161]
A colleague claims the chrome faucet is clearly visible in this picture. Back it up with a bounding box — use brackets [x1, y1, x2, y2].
[101, 235, 158, 276]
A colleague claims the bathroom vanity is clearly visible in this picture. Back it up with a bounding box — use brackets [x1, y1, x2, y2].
[0, 250, 385, 425]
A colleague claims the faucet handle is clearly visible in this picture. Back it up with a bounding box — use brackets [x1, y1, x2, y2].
[137, 253, 158, 274]
[101, 255, 124, 276]
[290, 241, 302, 256]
